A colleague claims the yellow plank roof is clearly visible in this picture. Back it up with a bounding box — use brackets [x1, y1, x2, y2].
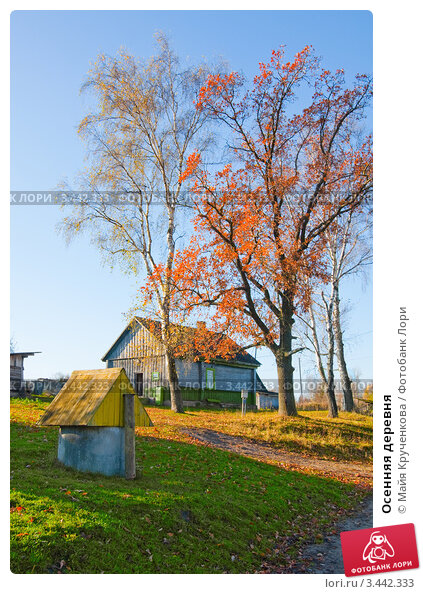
[38, 368, 152, 428]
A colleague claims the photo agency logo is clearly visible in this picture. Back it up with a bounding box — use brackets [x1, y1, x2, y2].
[341, 523, 419, 577]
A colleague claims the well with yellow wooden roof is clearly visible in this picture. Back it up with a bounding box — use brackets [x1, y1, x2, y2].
[39, 368, 152, 477]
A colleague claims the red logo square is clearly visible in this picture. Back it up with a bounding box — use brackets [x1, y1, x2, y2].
[341, 523, 419, 577]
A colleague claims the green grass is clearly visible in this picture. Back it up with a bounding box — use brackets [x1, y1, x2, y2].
[144, 407, 373, 463]
[10, 399, 368, 574]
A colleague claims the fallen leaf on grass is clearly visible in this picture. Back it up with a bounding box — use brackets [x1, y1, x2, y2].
[10, 506, 24, 514]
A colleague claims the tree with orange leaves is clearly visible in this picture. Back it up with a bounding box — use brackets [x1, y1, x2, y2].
[175, 46, 372, 416]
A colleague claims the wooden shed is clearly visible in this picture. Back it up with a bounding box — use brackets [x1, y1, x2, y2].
[10, 351, 41, 396]
[39, 368, 152, 477]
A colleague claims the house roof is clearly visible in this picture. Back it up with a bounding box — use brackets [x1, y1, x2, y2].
[102, 317, 260, 367]
[10, 352, 41, 357]
[38, 368, 152, 428]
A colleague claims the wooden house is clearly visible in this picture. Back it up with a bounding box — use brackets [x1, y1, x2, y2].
[39, 368, 152, 477]
[102, 318, 271, 407]
[10, 351, 40, 396]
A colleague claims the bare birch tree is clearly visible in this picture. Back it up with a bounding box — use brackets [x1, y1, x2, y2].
[299, 208, 372, 416]
[301, 292, 338, 417]
[325, 209, 372, 411]
[60, 34, 215, 412]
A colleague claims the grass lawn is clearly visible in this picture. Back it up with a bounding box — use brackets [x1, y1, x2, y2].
[142, 407, 373, 463]
[10, 399, 370, 574]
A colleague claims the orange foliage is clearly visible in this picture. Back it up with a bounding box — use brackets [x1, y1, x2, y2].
[174, 45, 372, 358]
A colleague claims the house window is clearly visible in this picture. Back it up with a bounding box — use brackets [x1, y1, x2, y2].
[205, 368, 215, 390]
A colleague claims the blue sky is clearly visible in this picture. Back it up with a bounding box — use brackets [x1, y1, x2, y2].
[10, 10, 373, 384]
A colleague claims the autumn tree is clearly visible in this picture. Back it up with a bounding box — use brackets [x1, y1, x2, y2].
[175, 46, 372, 416]
[61, 35, 215, 412]
[300, 289, 339, 417]
[298, 208, 372, 416]
[324, 209, 372, 411]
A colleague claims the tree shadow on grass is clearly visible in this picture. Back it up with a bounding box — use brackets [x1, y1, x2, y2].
[10, 420, 364, 574]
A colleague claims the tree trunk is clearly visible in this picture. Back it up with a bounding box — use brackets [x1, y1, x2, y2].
[166, 351, 184, 413]
[276, 354, 297, 416]
[325, 382, 338, 418]
[333, 283, 354, 412]
[309, 302, 338, 418]
[324, 291, 338, 419]
[161, 300, 184, 414]
[325, 339, 338, 419]
[276, 297, 298, 417]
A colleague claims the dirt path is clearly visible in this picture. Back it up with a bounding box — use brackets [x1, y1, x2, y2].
[180, 427, 373, 574]
[180, 427, 372, 483]
[301, 496, 373, 573]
